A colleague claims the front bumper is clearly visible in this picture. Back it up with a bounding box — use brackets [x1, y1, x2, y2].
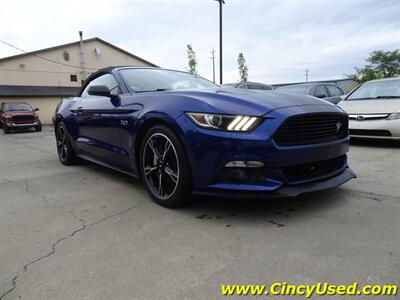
[351, 135, 400, 141]
[349, 118, 400, 140]
[176, 104, 354, 195]
[5, 121, 41, 128]
[194, 168, 356, 198]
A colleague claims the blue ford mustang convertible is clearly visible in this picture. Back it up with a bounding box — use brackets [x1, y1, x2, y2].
[54, 67, 355, 207]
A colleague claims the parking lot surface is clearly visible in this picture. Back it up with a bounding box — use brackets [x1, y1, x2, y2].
[0, 127, 399, 299]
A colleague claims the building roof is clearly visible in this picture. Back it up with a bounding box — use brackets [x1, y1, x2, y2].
[272, 78, 356, 87]
[0, 85, 79, 97]
[0, 37, 158, 67]
[368, 76, 400, 82]
[222, 81, 274, 88]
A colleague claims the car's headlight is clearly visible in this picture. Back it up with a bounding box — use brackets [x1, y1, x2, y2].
[186, 113, 261, 132]
[386, 113, 400, 120]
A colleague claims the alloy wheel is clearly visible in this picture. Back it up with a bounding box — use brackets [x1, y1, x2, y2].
[56, 125, 68, 161]
[143, 133, 179, 200]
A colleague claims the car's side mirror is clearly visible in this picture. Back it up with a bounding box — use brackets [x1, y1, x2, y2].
[88, 85, 117, 98]
[340, 95, 347, 101]
[316, 94, 326, 99]
[34, 108, 40, 111]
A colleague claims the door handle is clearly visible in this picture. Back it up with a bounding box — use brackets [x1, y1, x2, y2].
[71, 107, 84, 113]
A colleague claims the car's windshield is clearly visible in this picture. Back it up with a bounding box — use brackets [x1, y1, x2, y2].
[120, 68, 218, 93]
[347, 79, 400, 100]
[4, 103, 33, 112]
[276, 84, 311, 94]
[221, 83, 237, 88]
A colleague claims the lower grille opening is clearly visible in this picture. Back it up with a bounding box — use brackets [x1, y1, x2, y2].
[282, 155, 346, 183]
[11, 115, 35, 123]
[349, 129, 391, 137]
[214, 168, 266, 185]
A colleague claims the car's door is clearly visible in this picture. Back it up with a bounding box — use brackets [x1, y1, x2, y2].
[247, 83, 264, 90]
[261, 84, 273, 91]
[326, 85, 344, 104]
[71, 73, 125, 165]
[313, 85, 329, 100]
[0, 103, 4, 126]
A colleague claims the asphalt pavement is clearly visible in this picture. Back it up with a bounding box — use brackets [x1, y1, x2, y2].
[0, 127, 399, 299]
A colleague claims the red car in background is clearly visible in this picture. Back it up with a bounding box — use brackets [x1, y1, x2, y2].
[0, 102, 42, 134]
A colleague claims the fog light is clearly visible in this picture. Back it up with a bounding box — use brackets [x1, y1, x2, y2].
[225, 161, 264, 168]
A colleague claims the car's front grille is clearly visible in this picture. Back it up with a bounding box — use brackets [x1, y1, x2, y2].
[349, 129, 391, 137]
[274, 113, 348, 146]
[282, 155, 346, 183]
[11, 115, 35, 123]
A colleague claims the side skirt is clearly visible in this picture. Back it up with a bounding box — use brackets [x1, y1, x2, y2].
[77, 154, 139, 179]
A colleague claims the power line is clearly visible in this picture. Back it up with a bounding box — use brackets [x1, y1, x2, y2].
[0, 39, 98, 71]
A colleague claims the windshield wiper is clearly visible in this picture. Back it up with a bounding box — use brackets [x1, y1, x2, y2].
[374, 96, 399, 99]
[349, 96, 399, 100]
[348, 97, 375, 100]
[134, 88, 171, 93]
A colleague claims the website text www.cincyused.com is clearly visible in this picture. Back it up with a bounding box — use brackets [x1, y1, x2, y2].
[221, 282, 398, 298]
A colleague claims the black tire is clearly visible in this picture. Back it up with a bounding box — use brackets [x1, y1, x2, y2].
[0, 121, 3, 129]
[3, 125, 10, 134]
[139, 125, 192, 208]
[36, 125, 42, 132]
[56, 122, 80, 165]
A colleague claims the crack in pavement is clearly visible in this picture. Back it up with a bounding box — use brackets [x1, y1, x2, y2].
[70, 209, 87, 228]
[24, 180, 30, 195]
[341, 188, 400, 201]
[0, 202, 148, 300]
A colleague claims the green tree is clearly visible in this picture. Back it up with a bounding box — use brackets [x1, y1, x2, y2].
[348, 50, 400, 83]
[237, 52, 248, 82]
[186, 44, 198, 75]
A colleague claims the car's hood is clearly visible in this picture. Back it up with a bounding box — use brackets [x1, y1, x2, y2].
[166, 88, 332, 116]
[339, 99, 400, 114]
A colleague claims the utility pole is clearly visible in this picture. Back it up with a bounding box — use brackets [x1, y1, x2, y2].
[305, 68, 309, 82]
[214, 0, 225, 84]
[210, 48, 216, 83]
[79, 31, 86, 83]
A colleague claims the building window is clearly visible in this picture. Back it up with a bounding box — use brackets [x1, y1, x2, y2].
[70, 75, 78, 82]
[63, 51, 70, 61]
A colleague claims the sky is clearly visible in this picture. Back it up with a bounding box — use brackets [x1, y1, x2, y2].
[0, 0, 399, 84]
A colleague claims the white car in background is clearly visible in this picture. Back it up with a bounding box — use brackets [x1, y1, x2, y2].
[339, 77, 400, 140]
